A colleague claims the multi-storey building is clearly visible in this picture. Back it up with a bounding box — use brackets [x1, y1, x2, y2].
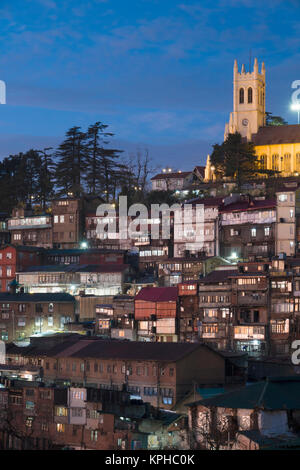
[0, 292, 75, 342]
[198, 267, 237, 350]
[230, 270, 269, 356]
[178, 281, 199, 342]
[220, 196, 276, 260]
[52, 198, 83, 249]
[0, 245, 43, 292]
[17, 264, 130, 296]
[134, 286, 179, 342]
[7, 207, 52, 248]
[275, 182, 300, 257]
[6, 336, 227, 410]
[0, 213, 10, 246]
[174, 196, 223, 259]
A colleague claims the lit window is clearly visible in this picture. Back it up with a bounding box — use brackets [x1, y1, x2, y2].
[56, 423, 65, 433]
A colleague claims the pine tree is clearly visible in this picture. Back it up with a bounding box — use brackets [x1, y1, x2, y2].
[55, 126, 87, 197]
[84, 121, 123, 201]
[36, 147, 55, 209]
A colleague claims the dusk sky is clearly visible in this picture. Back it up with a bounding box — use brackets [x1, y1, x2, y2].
[1, 0, 300, 171]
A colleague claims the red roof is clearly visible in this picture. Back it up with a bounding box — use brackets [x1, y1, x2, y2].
[135, 286, 178, 302]
[220, 198, 276, 213]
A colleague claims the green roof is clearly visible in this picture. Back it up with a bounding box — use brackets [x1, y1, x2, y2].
[187, 377, 300, 410]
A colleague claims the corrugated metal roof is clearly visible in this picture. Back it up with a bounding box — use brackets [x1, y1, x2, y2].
[187, 377, 300, 410]
[135, 286, 178, 302]
[22, 264, 128, 273]
[220, 198, 276, 213]
[199, 269, 238, 284]
[0, 292, 75, 302]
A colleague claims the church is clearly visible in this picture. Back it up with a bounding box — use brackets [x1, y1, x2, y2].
[205, 58, 300, 180]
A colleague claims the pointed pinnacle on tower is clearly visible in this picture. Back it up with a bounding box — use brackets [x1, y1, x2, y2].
[254, 57, 258, 74]
[261, 62, 265, 75]
[241, 64, 245, 73]
[234, 59, 238, 75]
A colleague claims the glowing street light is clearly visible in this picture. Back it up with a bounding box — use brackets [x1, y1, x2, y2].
[80, 241, 88, 249]
[291, 102, 300, 124]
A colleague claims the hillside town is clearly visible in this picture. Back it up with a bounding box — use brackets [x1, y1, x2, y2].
[1, 0, 300, 454]
[3, 127, 300, 449]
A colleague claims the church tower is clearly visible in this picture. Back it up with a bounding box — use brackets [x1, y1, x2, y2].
[224, 58, 266, 141]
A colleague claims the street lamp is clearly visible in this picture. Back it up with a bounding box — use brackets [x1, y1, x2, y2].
[291, 103, 300, 124]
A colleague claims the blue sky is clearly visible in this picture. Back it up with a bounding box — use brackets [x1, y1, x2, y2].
[0, 0, 300, 170]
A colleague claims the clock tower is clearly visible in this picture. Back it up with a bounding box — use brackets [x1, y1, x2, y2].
[224, 58, 266, 141]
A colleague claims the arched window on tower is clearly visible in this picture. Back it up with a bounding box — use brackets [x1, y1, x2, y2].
[239, 88, 244, 104]
[248, 87, 253, 104]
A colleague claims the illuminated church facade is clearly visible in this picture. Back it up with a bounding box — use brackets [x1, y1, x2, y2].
[205, 58, 300, 180]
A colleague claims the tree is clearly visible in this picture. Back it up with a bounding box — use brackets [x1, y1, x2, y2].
[210, 132, 259, 187]
[188, 405, 237, 450]
[84, 121, 123, 201]
[266, 112, 288, 126]
[55, 126, 87, 197]
[36, 147, 55, 209]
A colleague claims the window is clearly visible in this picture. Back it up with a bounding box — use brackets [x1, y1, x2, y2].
[18, 317, 26, 326]
[60, 215, 64, 223]
[239, 88, 244, 104]
[264, 227, 270, 236]
[56, 423, 65, 433]
[278, 194, 287, 202]
[6, 252, 12, 259]
[251, 228, 256, 237]
[91, 430, 98, 441]
[6, 266, 12, 277]
[41, 423, 49, 431]
[248, 87, 253, 103]
[48, 303, 54, 313]
[48, 316, 53, 326]
[55, 406, 68, 417]
[72, 390, 84, 400]
[25, 401, 35, 410]
[25, 417, 34, 428]
[272, 154, 279, 171]
[284, 153, 291, 171]
[259, 155, 267, 169]
[72, 408, 83, 417]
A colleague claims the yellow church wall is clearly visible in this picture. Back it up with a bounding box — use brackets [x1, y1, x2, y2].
[255, 142, 300, 175]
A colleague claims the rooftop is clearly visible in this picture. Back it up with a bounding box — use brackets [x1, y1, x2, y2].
[7, 337, 215, 362]
[187, 376, 300, 410]
[252, 125, 300, 145]
[21, 264, 128, 273]
[151, 171, 191, 181]
[135, 286, 178, 302]
[0, 292, 75, 302]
